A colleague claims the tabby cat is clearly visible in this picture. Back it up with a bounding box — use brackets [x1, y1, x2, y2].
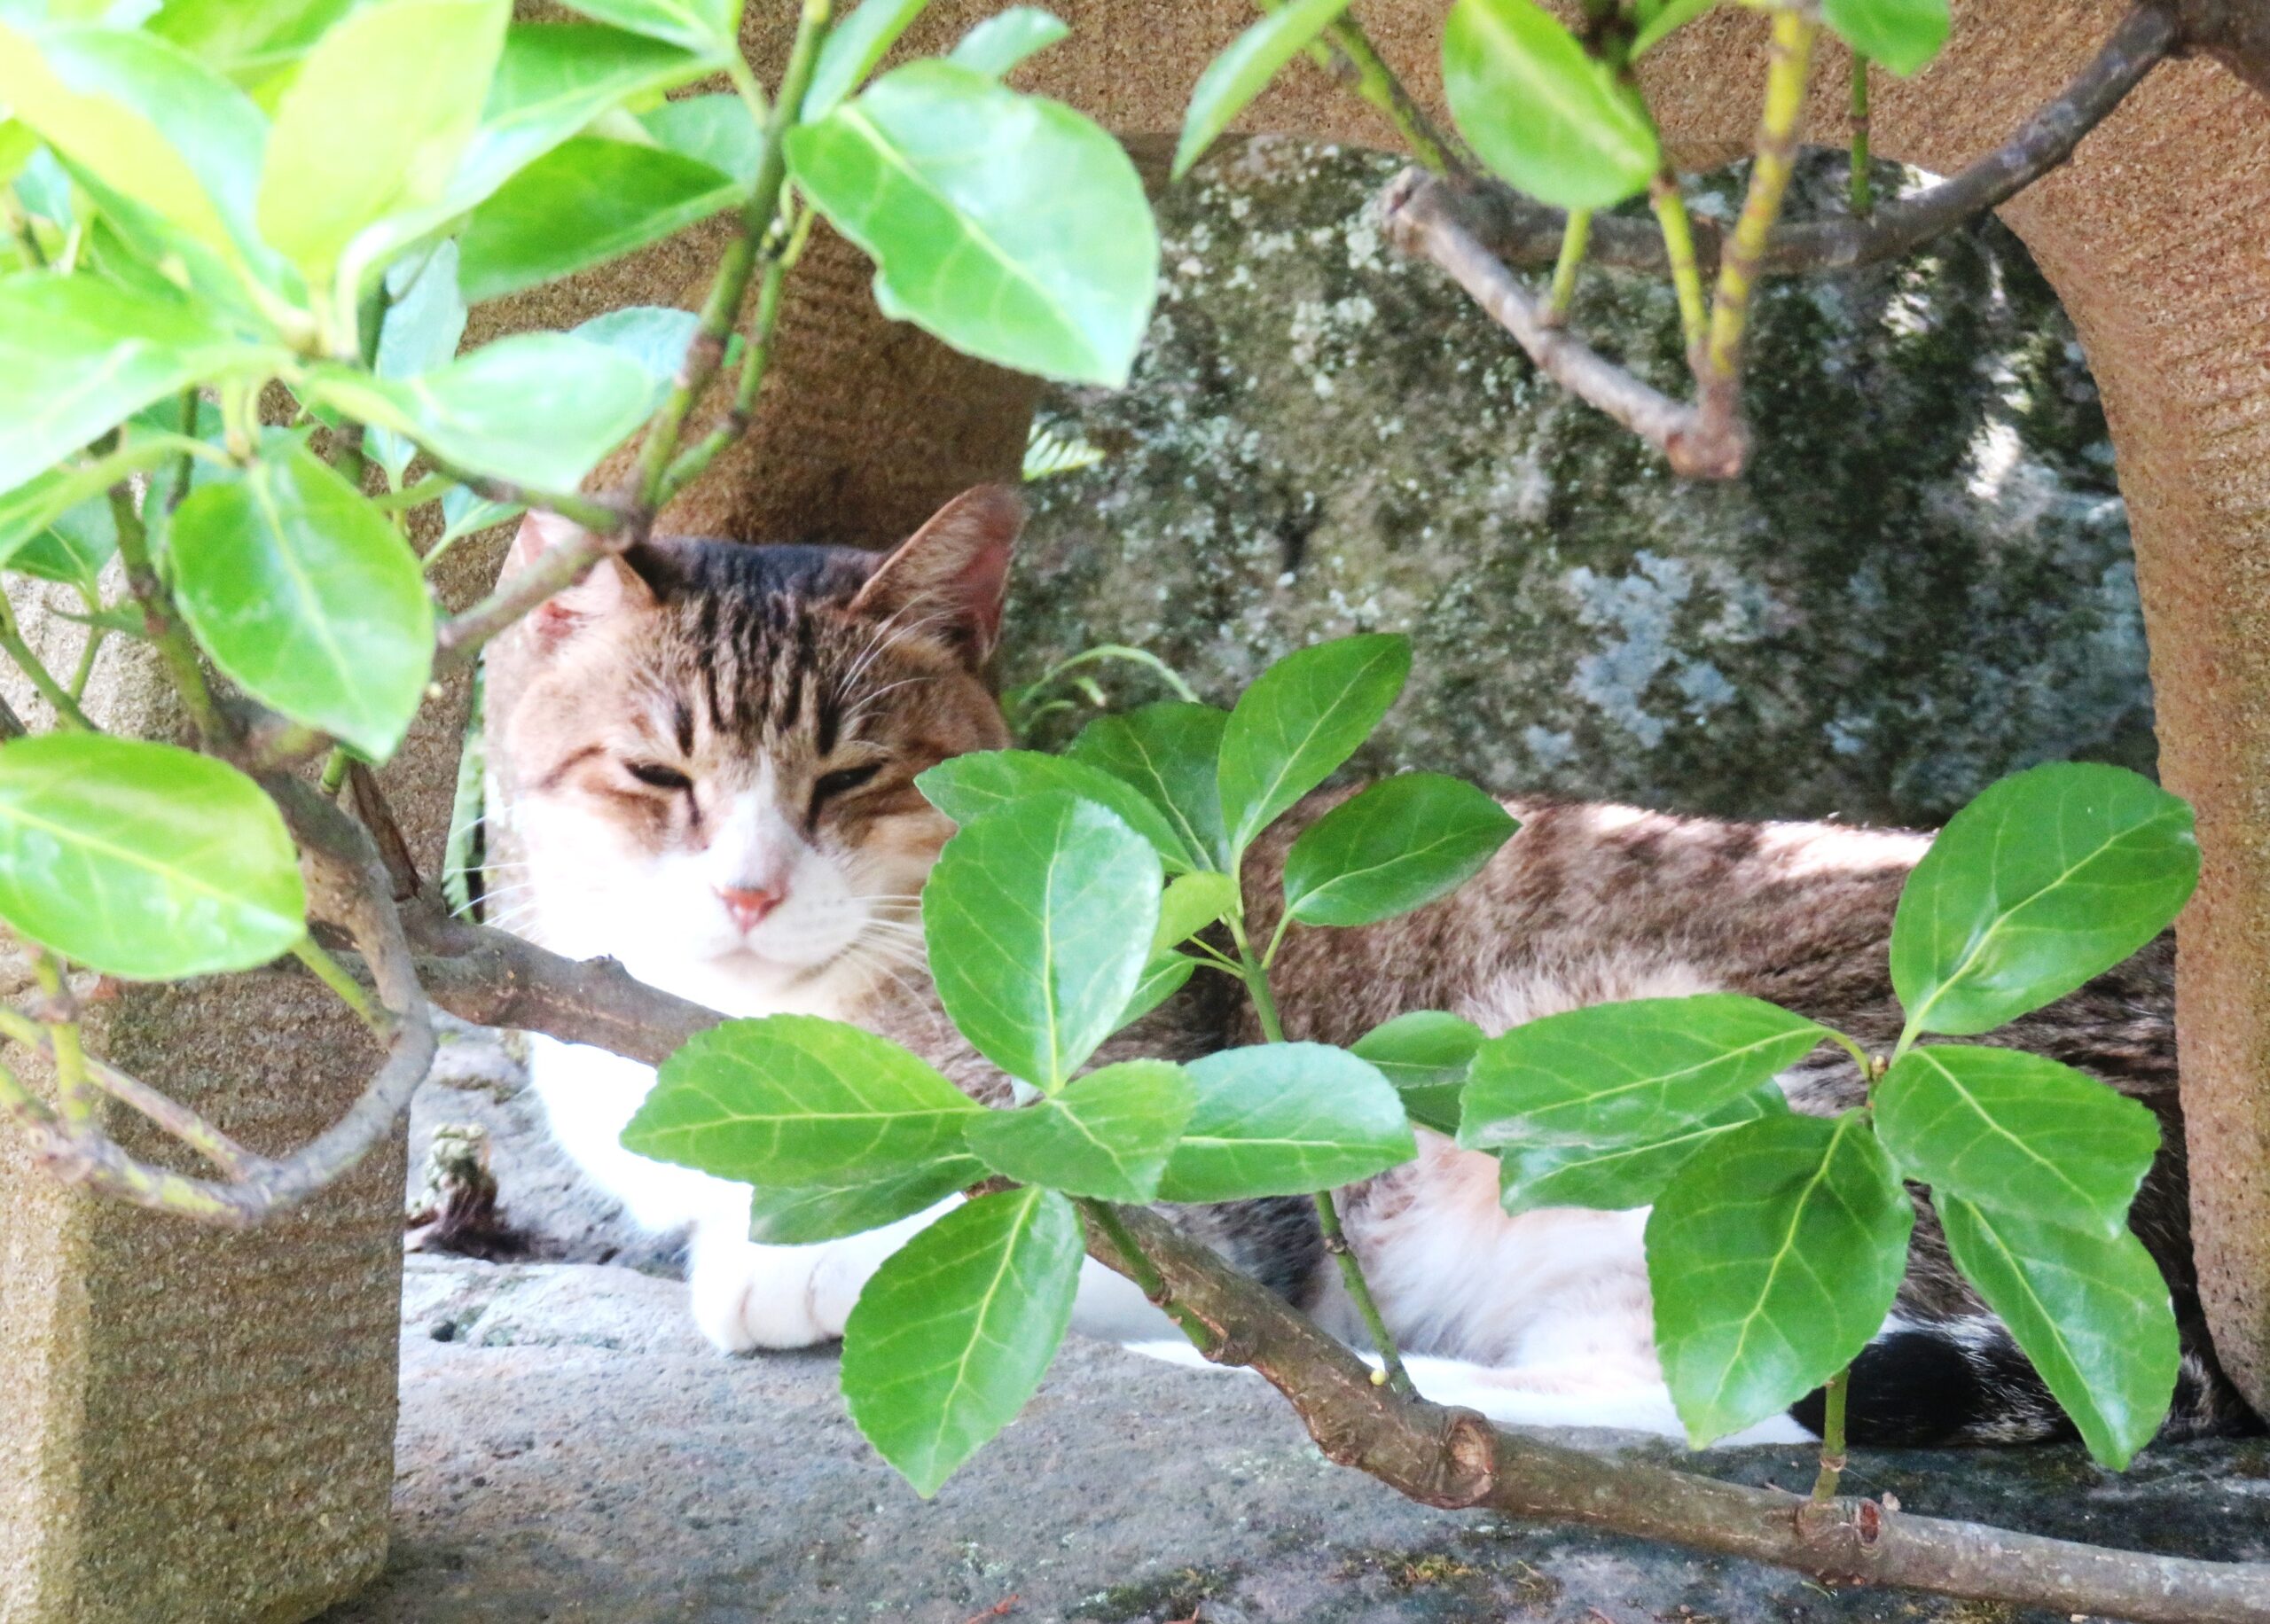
[500, 486, 2258, 1448]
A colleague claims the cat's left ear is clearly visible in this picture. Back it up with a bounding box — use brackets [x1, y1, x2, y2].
[848, 484, 1022, 664]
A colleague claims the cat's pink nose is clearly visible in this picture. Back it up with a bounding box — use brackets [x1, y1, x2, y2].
[716, 886, 783, 933]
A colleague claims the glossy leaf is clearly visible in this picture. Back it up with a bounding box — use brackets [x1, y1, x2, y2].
[1174, 0, 1352, 178]
[571, 304, 713, 412]
[1118, 951, 1195, 1029]
[640, 92, 763, 183]
[303, 333, 653, 490]
[1891, 763, 2198, 1037]
[258, 0, 509, 282]
[1820, 0, 1947, 76]
[1350, 1010, 1482, 1136]
[923, 792, 1162, 1090]
[0, 275, 275, 492]
[1217, 635, 1408, 856]
[1157, 1042, 1415, 1203]
[566, 0, 739, 56]
[621, 1014, 982, 1184]
[1282, 772, 1515, 926]
[1498, 1081, 1788, 1216]
[369, 241, 468, 483]
[917, 748, 1194, 875]
[1460, 994, 1827, 1152]
[1875, 1045, 2158, 1239]
[0, 734, 306, 980]
[786, 61, 1159, 386]
[0, 20, 266, 260]
[947, 6, 1068, 76]
[1154, 870, 1238, 950]
[1940, 1195, 2178, 1469]
[1647, 1112, 1914, 1445]
[171, 441, 434, 758]
[458, 137, 739, 303]
[803, 0, 931, 119]
[1068, 702, 1231, 871]
[964, 1059, 1196, 1202]
[744, 1159, 981, 1245]
[841, 1184, 1082, 1497]
[437, 483, 523, 545]
[145, 0, 358, 90]
[1443, 0, 1659, 210]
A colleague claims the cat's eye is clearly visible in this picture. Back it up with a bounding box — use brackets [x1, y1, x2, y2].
[810, 761, 881, 814]
[624, 761, 693, 792]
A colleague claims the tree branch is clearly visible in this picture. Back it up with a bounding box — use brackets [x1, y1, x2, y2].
[1380, 169, 1717, 474]
[1084, 1201, 2270, 1624]
[1438, 4, 2177, 279]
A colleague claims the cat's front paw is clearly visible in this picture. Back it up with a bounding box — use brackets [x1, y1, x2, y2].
[687, 1239, 858, 1353]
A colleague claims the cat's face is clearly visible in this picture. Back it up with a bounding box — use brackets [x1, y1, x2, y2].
[500, 487, 1018, 1010]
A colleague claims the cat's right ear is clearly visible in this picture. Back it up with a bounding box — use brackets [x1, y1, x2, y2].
[848, 484, 1022, 665]
[508, 511, 654, 649]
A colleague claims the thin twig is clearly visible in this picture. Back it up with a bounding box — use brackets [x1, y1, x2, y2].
[1435, 5, 2176, 279]
[0, 589, 97, 730]
[1381, 171, 1710, 473]
[108, 478, 228, 745]
[1847, 52, 1873, 217]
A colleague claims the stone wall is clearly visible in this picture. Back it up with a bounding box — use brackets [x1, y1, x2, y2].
[1006, 141, 2149, 830]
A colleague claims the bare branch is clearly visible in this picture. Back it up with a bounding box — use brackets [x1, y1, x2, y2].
[1084, 1202, 2270, 1624]
[1380, 170, 1718, 475]
[1442, 5, 2177, 279]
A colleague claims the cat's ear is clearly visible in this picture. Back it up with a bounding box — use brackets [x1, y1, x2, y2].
[848, 484, 1022, 663]
[508, 511, 656, 648]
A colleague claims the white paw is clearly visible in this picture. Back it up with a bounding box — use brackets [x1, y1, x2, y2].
[687, 1239, 851, 1353]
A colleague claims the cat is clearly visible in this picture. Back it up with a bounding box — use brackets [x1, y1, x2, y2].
[497, 485, 2259, 1448]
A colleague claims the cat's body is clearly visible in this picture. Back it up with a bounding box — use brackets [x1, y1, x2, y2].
[502, 489, 2257, 1448]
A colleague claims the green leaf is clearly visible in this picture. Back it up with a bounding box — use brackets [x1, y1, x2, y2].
[1068, 701, 1231, 871]
[1350, 1010, 1482, 1136]
[1875, 1045, 2158, 1240]
[145, 0, 358, 90]
[170, 441, 434, 759]
[621, 1014, 982, 1184]
[1940, 1196, 2178, 1469]
[0, 20, 268, 262]
[965, 1059, 1196, 1202]
[257, 0, 510, 283]
[1282, 772, 1515, 926]
[0, 734, 306, 980]
[786, 61, 1159, 386]
[1118, 950, 1195, 1029]
[744, 1159, 982, 1245]
[369, 240, 468, 482]
[0, 441, 180, 570]
[1891, 763, 2198, 1038]
[565, 0, 738, 57]
[437, 483, 522, 545]
[458, 136, 738, 303]
[948, 6, 1068, 77]
[916, 748, 1194, 875]
[1647, 1112, 1914, 1446]
[1154, 870, 1238, 950]
[922, 792, 1162, 1091]
[10, 495, 115, 591]
[1630, 0, 1715, 56]
[639, 91, 763, 183]
[1460, 994, 1826, 1152]
[803, 0, 931, 120]
[1498, 1081, 1788, 1216]
[0, 275, 276, 493]
[1442, 0, 1660, 210]
[841, 1184, 1082, 1497]
[1820, 0, 1947, 76]
[1173, 0, 1352, 179]
[1157, 1042, 1415, 1203]
[1217, 635, 1408, 856]
[303, 332, 653, 490]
